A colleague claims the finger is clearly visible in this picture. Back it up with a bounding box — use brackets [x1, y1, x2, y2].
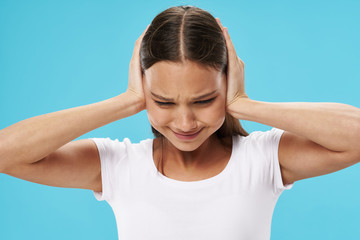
[137, 24, 150, 42]
[132, 25, 150, 58]
[215, 17, 224, 30]
[214, 19, 238, 63]
[222, 27, 238, 64]
[238, 56, 245, 66]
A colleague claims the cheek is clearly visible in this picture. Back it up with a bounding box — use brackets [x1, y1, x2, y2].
[146, 103, 171, 128]
[145, 94, 165, 127]
[197, 99, 226, 127]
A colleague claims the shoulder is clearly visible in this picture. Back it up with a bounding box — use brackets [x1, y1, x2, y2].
[235, 128, 284, 147]
[231, 128, 285, 164]
[90, 137, 153, 157]
[90, 137, 153, 146]
[247, 128, 284, 140]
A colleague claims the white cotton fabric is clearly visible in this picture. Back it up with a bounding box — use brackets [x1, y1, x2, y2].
[90, 128, 293, 240]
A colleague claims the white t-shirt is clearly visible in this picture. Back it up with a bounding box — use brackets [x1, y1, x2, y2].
[90, 127, 294, 240]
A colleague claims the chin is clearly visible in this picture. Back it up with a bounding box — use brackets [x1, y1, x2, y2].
[166, 133, 210, 152]
[170, 141, 202, 152]
[153, 126, 217, 152]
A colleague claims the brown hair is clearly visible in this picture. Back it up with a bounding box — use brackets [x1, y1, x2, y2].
[140, 5, 248, 140]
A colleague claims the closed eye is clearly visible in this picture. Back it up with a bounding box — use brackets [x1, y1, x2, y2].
[154, 97, 216, 106]
[154, 101, 174, 106]
[195, 97, 216, 104]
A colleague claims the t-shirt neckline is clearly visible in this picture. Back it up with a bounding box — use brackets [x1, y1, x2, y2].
[148, 135, 238, 188]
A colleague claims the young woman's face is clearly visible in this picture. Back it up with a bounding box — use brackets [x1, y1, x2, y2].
[144, 60, 227, 152]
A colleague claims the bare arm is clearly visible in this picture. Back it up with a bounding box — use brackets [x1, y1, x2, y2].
[0, 24, 149, 172]
[0, 25, 149, 192]
[228, 99, 360, 184]
[215, 18, 360, 185]
[0, 92, 143, 172]
[3, 139, 103, 191]
[228, 100, 360, 154]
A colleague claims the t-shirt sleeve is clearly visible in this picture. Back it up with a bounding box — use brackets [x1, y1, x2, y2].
[245, 127, 294, 195]
[90, 137, 128, 203]
[266, 128, 294, 194]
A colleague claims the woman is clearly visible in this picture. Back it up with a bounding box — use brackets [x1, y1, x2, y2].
[0, 5, 359, 240]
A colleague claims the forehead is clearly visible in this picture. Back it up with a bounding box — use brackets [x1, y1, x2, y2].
[144, 61, 223, 94]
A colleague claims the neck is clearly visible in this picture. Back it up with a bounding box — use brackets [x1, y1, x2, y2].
[161, 134, 229, 170]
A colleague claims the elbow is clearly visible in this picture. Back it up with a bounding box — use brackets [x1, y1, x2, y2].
[0, 144, 7, 173]
[353, 152, 360, 165]
[349, 113, 360, 164]
[356, 119, 360, 163]
[340, 150, 360, 166]
[355, 146, 360, 164]
[0, 138, 12, 174]
[0, 139, 4, 172]
[346, 144, 360, 165]
[0, 145, 7, 174]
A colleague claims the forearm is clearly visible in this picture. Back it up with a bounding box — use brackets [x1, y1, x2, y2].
[228, 99, 360, 152]
[0, 92, 142, 167]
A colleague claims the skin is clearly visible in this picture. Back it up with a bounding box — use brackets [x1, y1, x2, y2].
[129, 20, 247, 177]
[0, 16, 358, 238]
[127, 19, 360, 184]
[143, 60, 231, 175]
[0, 17, 359, 193]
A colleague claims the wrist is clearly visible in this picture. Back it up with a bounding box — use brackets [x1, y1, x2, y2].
[111, 92, 145, 117]
[227, 97, 256, 120]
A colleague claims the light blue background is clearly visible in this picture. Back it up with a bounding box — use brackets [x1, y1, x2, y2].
[1, 0, 359, 239]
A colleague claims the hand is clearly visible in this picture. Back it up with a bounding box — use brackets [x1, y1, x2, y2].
[125, 25, 150, 111]
[215, 18, 249, 112]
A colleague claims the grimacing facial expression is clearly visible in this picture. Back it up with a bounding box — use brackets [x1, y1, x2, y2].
[143, 60, 227, 152]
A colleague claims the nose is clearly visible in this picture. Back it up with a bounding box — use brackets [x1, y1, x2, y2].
[174, 106, 197, 132]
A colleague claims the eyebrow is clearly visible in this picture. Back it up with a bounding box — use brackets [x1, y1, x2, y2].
[151, 90, 218, 101]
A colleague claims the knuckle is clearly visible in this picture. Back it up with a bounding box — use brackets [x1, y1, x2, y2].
[135, 38, 142, 45]
[238, 58, 245, 66]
